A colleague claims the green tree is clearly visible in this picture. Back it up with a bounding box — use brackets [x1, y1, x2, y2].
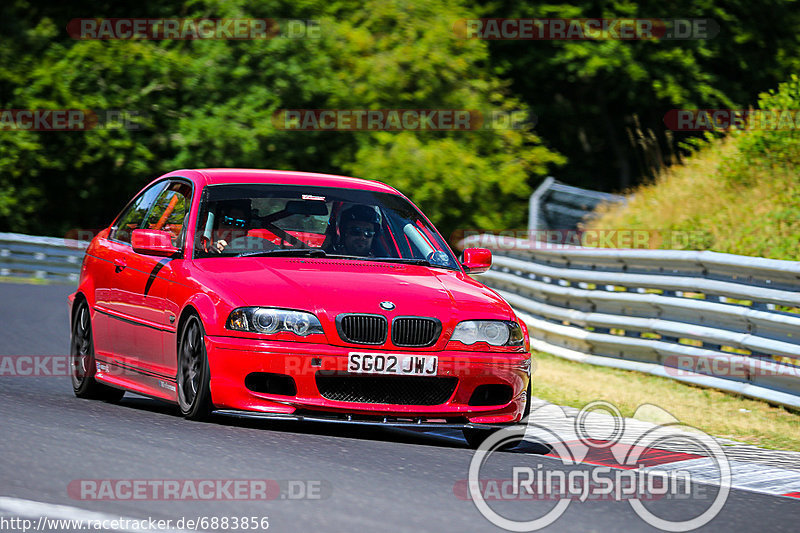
[477, 0, 800, 190]
[0, 0, 563, 239]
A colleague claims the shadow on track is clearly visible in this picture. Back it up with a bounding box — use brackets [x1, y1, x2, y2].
[113, 393, 551, 455]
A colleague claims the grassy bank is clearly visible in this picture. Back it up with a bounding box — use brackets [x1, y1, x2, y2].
[588, 78, 800, 261]
[531, 351, 800, 451]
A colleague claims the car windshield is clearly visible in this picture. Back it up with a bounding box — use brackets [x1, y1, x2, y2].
[193, 184, 460, 270]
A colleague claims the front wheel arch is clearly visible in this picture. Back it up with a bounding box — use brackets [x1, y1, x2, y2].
[70, 291, 88, 330]
[175, 305, 201, 357]
[176, 311, 213, 420]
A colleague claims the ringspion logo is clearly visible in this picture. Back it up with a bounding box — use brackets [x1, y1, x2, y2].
[466, 402, 731, 531]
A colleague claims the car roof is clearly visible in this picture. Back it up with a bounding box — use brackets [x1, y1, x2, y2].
[165, 168, 401, 195]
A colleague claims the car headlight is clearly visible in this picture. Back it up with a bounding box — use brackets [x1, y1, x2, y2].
[226, 307, 324, 336]
[451, 320, 524, 347]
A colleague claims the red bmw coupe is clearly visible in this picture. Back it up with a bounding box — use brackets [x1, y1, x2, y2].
[69, 169, 531, 447]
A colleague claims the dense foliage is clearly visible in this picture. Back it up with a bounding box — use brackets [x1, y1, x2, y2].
[1, 0, 798, 241]
[479, 0, 800, 189]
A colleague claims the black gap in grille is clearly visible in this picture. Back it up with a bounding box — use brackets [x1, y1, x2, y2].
[468, 384, 513, 406]
[315, 373, 458, 405]
[392, 317, 441, 347]
[244, 372, 297, 396]
[337, 314, 387, 344]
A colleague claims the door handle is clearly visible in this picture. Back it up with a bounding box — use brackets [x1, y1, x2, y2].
[113, 258, 127, 273]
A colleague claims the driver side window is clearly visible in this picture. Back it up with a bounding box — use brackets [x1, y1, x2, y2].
[111, 182, 167, 244]
[142, 182, 192, 247]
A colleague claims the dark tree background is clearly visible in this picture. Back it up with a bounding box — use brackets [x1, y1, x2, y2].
[1, 0, 798, 238]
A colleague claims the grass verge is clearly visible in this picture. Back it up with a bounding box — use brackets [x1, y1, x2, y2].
[0, 276, 53, 285]
[531, 350, 800, 451]
[587, 137, 800, 260]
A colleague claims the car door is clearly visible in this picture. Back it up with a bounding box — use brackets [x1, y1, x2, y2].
[107, 181, 192, 379]
[122, 180, 193, 378]
[92, 181, 167, 365]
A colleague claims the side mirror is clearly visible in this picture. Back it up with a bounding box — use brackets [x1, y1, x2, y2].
[460, 248, 492, 274]
[132, 229, 180, 257]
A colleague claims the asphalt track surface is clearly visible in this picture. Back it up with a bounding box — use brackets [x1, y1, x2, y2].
[0, 283, 797, 532]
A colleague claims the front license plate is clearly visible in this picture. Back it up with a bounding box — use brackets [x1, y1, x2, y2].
[348, 353, 438, 376]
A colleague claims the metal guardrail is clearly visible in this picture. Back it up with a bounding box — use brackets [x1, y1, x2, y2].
[0, 232, 88, 284]
[528, 177, 626, 231]
[470, 237, 800, 409]
[4, 229, 800, 408]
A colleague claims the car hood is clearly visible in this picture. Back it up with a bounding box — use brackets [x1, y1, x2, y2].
[193, 257, 514, 335]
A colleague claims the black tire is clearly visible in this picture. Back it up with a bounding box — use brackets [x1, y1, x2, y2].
[70, 301, 125, 402]
[463, 378, 532, 450]
[177, 315, 212, 420]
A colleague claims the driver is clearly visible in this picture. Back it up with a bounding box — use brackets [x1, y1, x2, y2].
[335, 205, 380, 257]
[211, 199, 251, 253]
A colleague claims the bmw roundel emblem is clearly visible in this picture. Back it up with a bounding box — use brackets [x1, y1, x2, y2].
[379, 301, 396, 311]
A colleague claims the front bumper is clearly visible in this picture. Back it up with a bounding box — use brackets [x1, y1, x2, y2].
[214, 410, 512, 430]
[205, 335, 531, 425]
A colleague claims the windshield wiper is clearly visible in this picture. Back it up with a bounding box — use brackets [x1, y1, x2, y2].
[350, 257, 437, 267]
[371, 257, 431, 266]
[320, 254, 428, 265]
[368, 257, 461, 270]
[310, 254, 458, 270]
[238, 248, 327, 258]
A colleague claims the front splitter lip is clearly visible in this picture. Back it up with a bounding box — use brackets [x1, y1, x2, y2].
[214, 409, 508, 430]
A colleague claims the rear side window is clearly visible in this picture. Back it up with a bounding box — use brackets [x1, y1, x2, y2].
[111, 182, 167, 244]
